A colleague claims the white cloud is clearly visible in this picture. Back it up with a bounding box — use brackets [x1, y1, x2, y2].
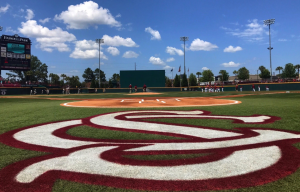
[145, 27, 161, 40]
[166, 46, 184, 56]
[189, 39, 218, 51]
[278, 39, 287, 42]
[0, 4, 9, 13]
[5, 27, 17, 34]
[116, 13, 121, 18]
[163, 65, 172, 70]
[166, 57, 175, 62]
[39, 18, 51, 24]
[20, 9, 24, 12]
[221, 61, 240, 67]
[106, 46, 119, 56]
[25, 9, 34, 20]
[102, 35, 139, 47]
[202, 67, 209, 70]
[122, 51, 139, 58]
[149, 56, 164, 65]
[18, 20, 76, 52]
[70, 40, 108, 59]
[222, 19, 267, 42]
[224, 45, 243, 52]
[54, 1, 121, 29]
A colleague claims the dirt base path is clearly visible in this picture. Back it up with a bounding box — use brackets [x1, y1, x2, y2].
[61, 97, 241, 108]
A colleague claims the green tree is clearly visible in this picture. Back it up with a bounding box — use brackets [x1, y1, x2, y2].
[94, 68, 106, 82]
[49, 73, 54, 84]
[201, 70, 214, 82]
[181, 74, 188, 87]
[110, 73, 120, 82]
[275, 66, 283, 76]
[259, 65, 266, 73]
[6, 55, 48, 83]
[60, 74, 67, 85]
[51, 74, 60, 85]
[90, 79, 96, 88]
[233, 70, 238, 79]
[259, 69, 271, 79]
[219, 70, 229, 81]
[196, 72, 201, 79]
[69, 76, 81, 87]
[82, 68, 94, 82]
[165, 76, 172, 87]
[173, 74, 180, 87]
[189, 73, 197, 86]
[282, 63, 296, 78]
[294, 64, 300, 76]
[237, 67, 250, 80]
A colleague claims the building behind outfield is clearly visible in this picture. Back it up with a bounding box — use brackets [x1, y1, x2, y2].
[120, 70, 165, 88]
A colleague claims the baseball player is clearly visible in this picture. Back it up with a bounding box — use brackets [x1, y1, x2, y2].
[78, 88, 80, 94]
[205, 85, 208, 92]
[252, 84, 255, 92]
[235, 84, 238, 92]
[30, 89, 32, 95]
[134, 85, 137, 92]
[42, 90, 43, 94]
[129, 84, 132, 93]
[34, 89, 37, 95]
[266, 86, 269, 91]
[201, 86, 204, 92]
[240, 85, 243, 92]
[143, 84, 147, 92]
[222, 84, 224, 92]
[258, 85, 260, 91]
[47, 89, 49, 95]
[63, 88, 64, 94]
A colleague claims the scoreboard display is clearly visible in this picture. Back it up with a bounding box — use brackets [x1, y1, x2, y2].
[0, 34, 31, 70]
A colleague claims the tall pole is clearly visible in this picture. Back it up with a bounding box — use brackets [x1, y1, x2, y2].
[184, 41, 186, 75]
[180, 37, 188, 76]
[264, 19, 275, 82]
[257, 70, 258, 81]
[98, 42, 100, 88]
[96, 39, 104, 88]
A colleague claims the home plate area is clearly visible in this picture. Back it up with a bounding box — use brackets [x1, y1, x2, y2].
[61, 97, 241, 108]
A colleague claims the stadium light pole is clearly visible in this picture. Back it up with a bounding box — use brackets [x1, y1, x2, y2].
[95, 39, 104, 88]
[264, 19, 275, 82]
[180, 37, 189, 75]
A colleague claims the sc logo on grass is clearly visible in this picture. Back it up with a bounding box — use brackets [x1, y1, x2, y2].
[0, 110, 300, 191]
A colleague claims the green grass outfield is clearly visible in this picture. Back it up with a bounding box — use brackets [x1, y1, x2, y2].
[1, 91, 300, 192]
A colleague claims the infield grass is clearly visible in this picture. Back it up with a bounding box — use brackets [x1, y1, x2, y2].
[1, 92, 300, 192]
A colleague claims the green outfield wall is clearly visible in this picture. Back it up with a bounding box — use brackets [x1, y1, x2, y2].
[1, 83, 300, 95]
[120, 70, 165, 88]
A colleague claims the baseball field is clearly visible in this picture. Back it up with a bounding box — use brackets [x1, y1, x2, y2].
[1, 91, 300, 192]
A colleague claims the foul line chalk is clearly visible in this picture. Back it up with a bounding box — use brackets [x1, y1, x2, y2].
[161, 101, 166, 103]
[156, 99, 159, 101]
[121, 100, 124, 102]
[175, 99, 180, 101]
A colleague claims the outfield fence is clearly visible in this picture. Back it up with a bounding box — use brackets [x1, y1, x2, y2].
[0, 83, 300, 95]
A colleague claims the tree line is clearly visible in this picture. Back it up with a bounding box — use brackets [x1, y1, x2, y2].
[167, 63, 300, 87]
[5, 55, 120, 88]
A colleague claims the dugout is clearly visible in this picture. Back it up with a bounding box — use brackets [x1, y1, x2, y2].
[120, 70, 165, 88]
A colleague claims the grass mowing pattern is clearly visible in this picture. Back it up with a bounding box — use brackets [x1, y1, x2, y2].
[67, 126, 184, 140]
[1, 92, 300, 191]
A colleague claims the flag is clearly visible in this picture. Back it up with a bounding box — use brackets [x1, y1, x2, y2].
[171, 68, 173, 72]
[178, 66, 181, 72]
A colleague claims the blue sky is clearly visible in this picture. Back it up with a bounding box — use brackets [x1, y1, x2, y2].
[1, 0, 300, 81]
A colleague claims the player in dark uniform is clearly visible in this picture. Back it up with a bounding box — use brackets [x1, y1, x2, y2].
[143, 84, 147, 92]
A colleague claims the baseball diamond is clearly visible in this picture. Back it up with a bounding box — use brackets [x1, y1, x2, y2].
[1, 90, 300, 192]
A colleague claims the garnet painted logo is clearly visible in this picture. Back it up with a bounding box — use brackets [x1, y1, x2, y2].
[0, 110, 300, 191]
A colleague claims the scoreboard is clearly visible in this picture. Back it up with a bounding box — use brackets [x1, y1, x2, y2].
[0, 34, 31, 71]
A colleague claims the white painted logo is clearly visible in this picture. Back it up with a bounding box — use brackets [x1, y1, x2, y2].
[1, 110, 299, 191]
